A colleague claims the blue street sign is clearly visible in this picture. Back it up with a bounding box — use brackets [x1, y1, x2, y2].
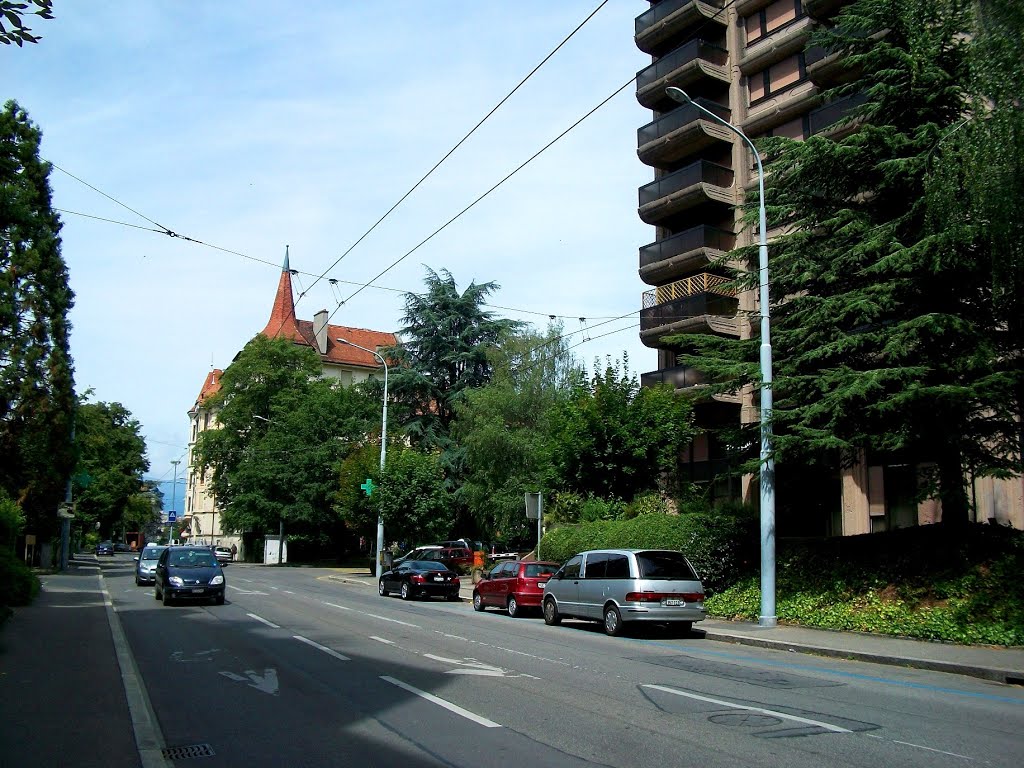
[168, 511, 177, 523]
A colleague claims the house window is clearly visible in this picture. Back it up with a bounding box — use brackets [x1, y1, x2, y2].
[744, 0, 803, 46]
[747, 53, 807, 105]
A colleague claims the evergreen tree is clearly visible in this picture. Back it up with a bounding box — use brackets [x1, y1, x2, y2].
[677, 0, 1017, 523]
[0, 100, 75, 537]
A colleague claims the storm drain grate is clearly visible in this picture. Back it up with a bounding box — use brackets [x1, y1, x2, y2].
[162, 743, 215, 760]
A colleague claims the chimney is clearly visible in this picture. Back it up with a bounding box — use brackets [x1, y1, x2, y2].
[313, 309, 329, 354]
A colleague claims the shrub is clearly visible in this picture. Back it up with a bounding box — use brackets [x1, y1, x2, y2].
[0, 549, 40, 623]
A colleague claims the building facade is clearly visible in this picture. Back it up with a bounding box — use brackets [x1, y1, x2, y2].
[633, 0, 1023, 532]
[183, 250, 397, 555]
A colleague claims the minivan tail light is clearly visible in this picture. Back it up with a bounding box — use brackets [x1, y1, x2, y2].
[682, 592, 704, 602]
[625, 592, 665, 603]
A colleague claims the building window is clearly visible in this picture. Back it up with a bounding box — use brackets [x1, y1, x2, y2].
[747, 53, 807, 105]
[744, 0, 804, 46]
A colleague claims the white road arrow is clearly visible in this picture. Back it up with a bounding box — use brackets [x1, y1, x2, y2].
[424, 654, 507, 677]
[219, 668, 279, 695]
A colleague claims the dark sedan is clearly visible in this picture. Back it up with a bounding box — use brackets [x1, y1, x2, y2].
[154, 545, 226, 606]
[378, 560, 461, 601]
[95, 541, 114, 556]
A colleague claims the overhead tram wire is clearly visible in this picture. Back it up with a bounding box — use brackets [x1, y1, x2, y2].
[293, 0, 612, 313]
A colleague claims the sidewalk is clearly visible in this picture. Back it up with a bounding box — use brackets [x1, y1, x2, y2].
[0, 555, 144, 768]
[327, 566, 1024, 685]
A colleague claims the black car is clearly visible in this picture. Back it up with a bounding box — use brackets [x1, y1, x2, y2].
[95, 541, 114, 556]
[379, 560, 461, 601]
[154, 545, 226, 606]
[113, 542, 131, 553]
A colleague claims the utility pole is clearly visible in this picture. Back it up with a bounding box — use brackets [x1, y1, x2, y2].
[170, 460, 181, 544]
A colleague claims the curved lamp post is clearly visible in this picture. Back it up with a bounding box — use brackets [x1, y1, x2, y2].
[338, 338, 388, 581]
[666, 86, 776, 627]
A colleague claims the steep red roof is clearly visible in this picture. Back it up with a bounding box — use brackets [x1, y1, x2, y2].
[192, 369, 223, 410]
[259, 250, 396, 368]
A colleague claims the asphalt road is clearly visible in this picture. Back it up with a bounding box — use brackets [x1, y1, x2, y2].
[100, 557, 1024, 768]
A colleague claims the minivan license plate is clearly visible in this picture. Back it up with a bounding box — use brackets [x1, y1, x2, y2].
[192, 588, 205, 594]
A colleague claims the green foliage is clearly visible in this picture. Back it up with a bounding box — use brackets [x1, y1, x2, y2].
[195, 335, 379, 543]
[0, 490, 25, 547]
[539, 511, 758, 594]
[624, 491, 672, 519]
[0, 548, 39, 623]
[74, 396, 150, 540]
[550, 358, 697, 502]
[707, 523, 1024, 645]
[0, 100, 76, 539]
[0, 1, 53, 46]
[373, 447, 454, 546]
[335, 442, 382, 541]
[385, 267, 523, 452]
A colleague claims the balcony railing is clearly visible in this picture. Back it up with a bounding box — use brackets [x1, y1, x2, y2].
[809, 92, 868, 135]
[640, 290, 738, 333]
[636, 0, 725, 35]
[640, 365, 708, 390]
[637, 98, 731, 147]
[639, 225, 736, 271]
[644, 272, 735, 307]
[636, 39, 728, 91]
[638, 160, 734, 208]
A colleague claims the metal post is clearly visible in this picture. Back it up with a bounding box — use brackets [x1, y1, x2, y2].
[338, 338, 388, 581]
[537, 493, 543, 561]
[170, 460, 180, 545]
[667, 87, 776, 626]
[278, 517, 284, 566]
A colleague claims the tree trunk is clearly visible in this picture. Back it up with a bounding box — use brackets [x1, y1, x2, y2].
[937, 447, 970, 526]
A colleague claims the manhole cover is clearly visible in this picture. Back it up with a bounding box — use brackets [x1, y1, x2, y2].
[708, 712, 782, 728]
[162, 743, 215, 760]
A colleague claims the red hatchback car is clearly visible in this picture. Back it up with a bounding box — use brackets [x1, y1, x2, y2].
[473, 560, 559, 617]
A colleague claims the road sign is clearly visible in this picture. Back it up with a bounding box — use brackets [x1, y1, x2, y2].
[167, 511, 177, 523]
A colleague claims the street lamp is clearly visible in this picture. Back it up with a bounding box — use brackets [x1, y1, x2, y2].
[337, 338, 388, 581]
[666, 86, 776, 627]
[170, 460, 181, 546]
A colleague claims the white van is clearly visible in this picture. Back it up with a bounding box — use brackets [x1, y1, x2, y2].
[542, 549, 707, 636]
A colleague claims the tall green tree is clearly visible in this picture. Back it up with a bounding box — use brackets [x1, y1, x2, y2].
[453, 325, 578, 542]
[677, 0, 1016, 524]
[0, 100, 75, 537]
[372, 446, 454, 546]
[385, 268, 522, 452]
[551, 357, 697, 503]
[73, 396, 150, 539]
[194, 335, 378, 543]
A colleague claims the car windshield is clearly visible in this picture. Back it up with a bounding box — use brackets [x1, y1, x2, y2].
[525, 564, 558, 578]
[169, 550, 218, 568]
[636, 551, 698, 580]
[141, 547, 166, 561]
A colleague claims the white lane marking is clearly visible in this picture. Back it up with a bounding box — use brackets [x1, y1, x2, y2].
[365, 613, 419, 627]
[283, 590, 295, 595]
[370, 636, 395, 645]
[322, 601, 353, 611]
[246, 612, 280, 629]
[381, 676, 501, 728]
[228, 585, 268, 595]
[893, 741, 973, 760]
[642, 685, 852, 733]
[294, 635, 350, 661]
[220, 668, 279, 695]
[270, 586, 280, 590]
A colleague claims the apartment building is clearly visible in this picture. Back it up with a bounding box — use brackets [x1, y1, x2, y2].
[633, 0, 1023, 533]
[182, 250, 397, 554]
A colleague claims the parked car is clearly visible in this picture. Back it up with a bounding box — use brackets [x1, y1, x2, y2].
[394, 545, 472, 571]
[542, 549, 706, 637]
[154, 545, 226, 606]
[473, 560, 559, 617]
[95, 541, 114, 556]
[113, 542, 131, 553]
[133, 544, 168, 586]
[378, 560, 461, 601]
[213, 546, 232, 564]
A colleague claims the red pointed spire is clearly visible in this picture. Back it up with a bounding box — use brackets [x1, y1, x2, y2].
[261, 245, 302, 341]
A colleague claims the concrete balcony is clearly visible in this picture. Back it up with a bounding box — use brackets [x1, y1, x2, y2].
[741, 80, 819, 136]
[639, 224, 736, 286]
[635, 0, 727, 55]
[809, 92, 868, 136]
[805, 0, 848, 20]
[638, 159, 734, 225]
[636, 39, 730, 109]
[640, 272, 740, 346]
[637, 98, 734, 167]
[641, 365, 742, 403]
[739, 16, 816, 75]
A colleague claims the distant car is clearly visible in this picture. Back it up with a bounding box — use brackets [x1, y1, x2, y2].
[95, 541, 114, 556]
[213, 546, 232, 564]
[473, 560, 559, 617]
[133, 545, 168, 586]
[378, 560, 460, 601]
[154, 545, 226, 606]
[113, 542, 131, 553]
[392, 545, 442, 568]
[543, 549, 706, 637]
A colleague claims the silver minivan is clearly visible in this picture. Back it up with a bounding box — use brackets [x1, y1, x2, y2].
[542, 549, 707, 636]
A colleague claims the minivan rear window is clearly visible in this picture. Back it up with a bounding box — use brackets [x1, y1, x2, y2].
[636, 551, 698, 580]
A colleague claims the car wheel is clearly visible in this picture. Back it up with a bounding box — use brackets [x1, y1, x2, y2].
[135, 576, 141, 586]
[507, 596, 520, 618]
[154, 586, 161, 601]
[472, 592, 485, 612]
[446, 593, 460, 602]
[162, 589, 173, 607]
[215, 594, 225, 606]
[400, 582, 412, 601]
[543, 597, 561, 626]
[379, 579, 389, 597]
[677, 620, 693, 635]
[603, 604, 623, 637]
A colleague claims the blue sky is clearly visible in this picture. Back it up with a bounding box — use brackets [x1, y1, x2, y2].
[5, 2, 655, 498]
